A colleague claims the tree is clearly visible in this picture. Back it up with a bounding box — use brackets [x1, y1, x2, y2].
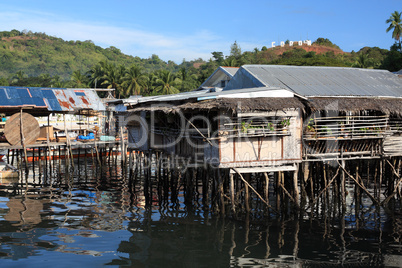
[212, 52, 224, 64]
[122, 64, 146, 96]
[87, 62, 106, 88]
[71, 70, 88, 88]
[230, 41, 242, 59]
[0, 77, 9, 86]
[142, 73, 157, 96]
[353, 54, 371, 68]
[222, 57, 238, 67]
[51, 75, 66, 88]
[154, 70, 181, 95]
[101, 62, 124, 98]
[386, 11, 402, 47]
[11, 70, 26, 84]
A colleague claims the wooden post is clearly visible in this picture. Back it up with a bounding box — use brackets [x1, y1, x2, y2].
[293, 165, 299, 207]
[341, 160, 346, 210]
[244, 173, 250, 213]
[63, 114, 73, 167]
[19, 109, 29, 173]
[264, 172, 269, 203]
[46, 129, 52, 177]
[229, 173, 235, 214]
[379, 159, 384, 198]
[120, 126, 126, 165]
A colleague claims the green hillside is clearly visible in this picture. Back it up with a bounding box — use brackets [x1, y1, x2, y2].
[0, 29, 400, 98]
[0, 29, 182, 79]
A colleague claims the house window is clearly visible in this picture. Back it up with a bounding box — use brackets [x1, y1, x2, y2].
[220, 80, 226, 88]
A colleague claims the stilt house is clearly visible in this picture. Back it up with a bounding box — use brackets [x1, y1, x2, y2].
[124, 65, 402, 172]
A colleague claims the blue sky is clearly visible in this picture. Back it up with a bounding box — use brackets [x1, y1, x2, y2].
[0, 0, 400, 63]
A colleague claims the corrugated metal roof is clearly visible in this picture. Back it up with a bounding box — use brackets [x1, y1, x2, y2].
[0, 86, 105, 114]
[198, 66, 239, 89]
[121, 87, 294, 108]
[221, 66, 239, 77]
[226, 65, 402, 97]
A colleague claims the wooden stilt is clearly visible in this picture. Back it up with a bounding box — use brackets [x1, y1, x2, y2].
[229, 173, 235, 214]
[264, 172, 269, 203]
[341, 160, 346, 210]
[244, 173, 250, 213]
[293, 165, 300, 207]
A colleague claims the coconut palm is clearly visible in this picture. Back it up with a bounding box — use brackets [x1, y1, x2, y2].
[71, 70, 88, 88]
[51, 75, 66, 88]
[12, 70, 26, 84]
[222, 57, 238, 67]
[154, 70, 181, 95]
[142, 73, 157, 96]
[101, 63, 124, 98]
[178, 67, 187, 81]
[122, 64, 146, 96]
[386, 11, 402, 46]
[87, 63, 105, 88]
[353, 54, 371, 68]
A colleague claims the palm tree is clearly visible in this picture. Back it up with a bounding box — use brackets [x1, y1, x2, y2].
[87, 63, 105, 88]
[178, 67, 187, 81]
[353, 53, 371, 68]
[142, 73, 157, 96]
[71, 70, 88, 88]
[12, 70, 26, 84]
[122, 64, 146, 96]
[16, 70, 26, 80]
[386, 11, 402, 46]
[154, 70, 181, 95]
[101, 62, 124, 98]
[51, 75, 66, 88]
[222, 57, 237, 67]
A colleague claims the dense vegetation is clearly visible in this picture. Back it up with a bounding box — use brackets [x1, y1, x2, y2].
[0, 22, 401, 98]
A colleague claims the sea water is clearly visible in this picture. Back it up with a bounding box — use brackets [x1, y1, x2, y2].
[0, 159, 400, 267]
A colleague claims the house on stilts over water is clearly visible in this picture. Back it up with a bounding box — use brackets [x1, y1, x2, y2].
[119, 65, 402, 215]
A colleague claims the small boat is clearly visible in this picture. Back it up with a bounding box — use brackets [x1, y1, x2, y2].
[0, 162, 18, 185]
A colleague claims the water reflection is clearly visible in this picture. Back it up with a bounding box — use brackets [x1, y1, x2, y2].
[0, 159, 400, 267]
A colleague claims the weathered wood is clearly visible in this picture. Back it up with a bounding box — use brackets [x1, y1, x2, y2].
[229, 173, 235, 213]
[232, 168, 278, 213]
[4, 112, 40, 145]
[337, 160, 379, 205]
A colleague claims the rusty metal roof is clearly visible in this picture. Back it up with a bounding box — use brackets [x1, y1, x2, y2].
[0, 86, 105, 115]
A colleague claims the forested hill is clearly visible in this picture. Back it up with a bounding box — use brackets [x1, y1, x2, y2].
[0, 29, 189, 79]
[0, 29, 399, 97]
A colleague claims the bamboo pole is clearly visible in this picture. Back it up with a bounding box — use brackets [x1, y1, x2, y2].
[264, 172, 269, 203]
[229, 173, 235, 213]
[382, 159, 402, 205]
[337, 160, 379, 205]
[308, 166, 341, 209]
[293, 166, 300, 207]
[231, 168, 278, 214]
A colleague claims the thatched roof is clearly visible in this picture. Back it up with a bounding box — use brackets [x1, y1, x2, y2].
[306, 97, 402, 116]
[128, 97, 305, 114]
[126, 96, 402, 117]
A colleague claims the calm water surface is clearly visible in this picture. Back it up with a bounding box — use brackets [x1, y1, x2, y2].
[0, 159, 401, 267]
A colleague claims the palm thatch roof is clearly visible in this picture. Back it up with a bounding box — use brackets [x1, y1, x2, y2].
[126, 96, 402, 117]
[127, 97, 305, 114]
[306, 97, 402, 116]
